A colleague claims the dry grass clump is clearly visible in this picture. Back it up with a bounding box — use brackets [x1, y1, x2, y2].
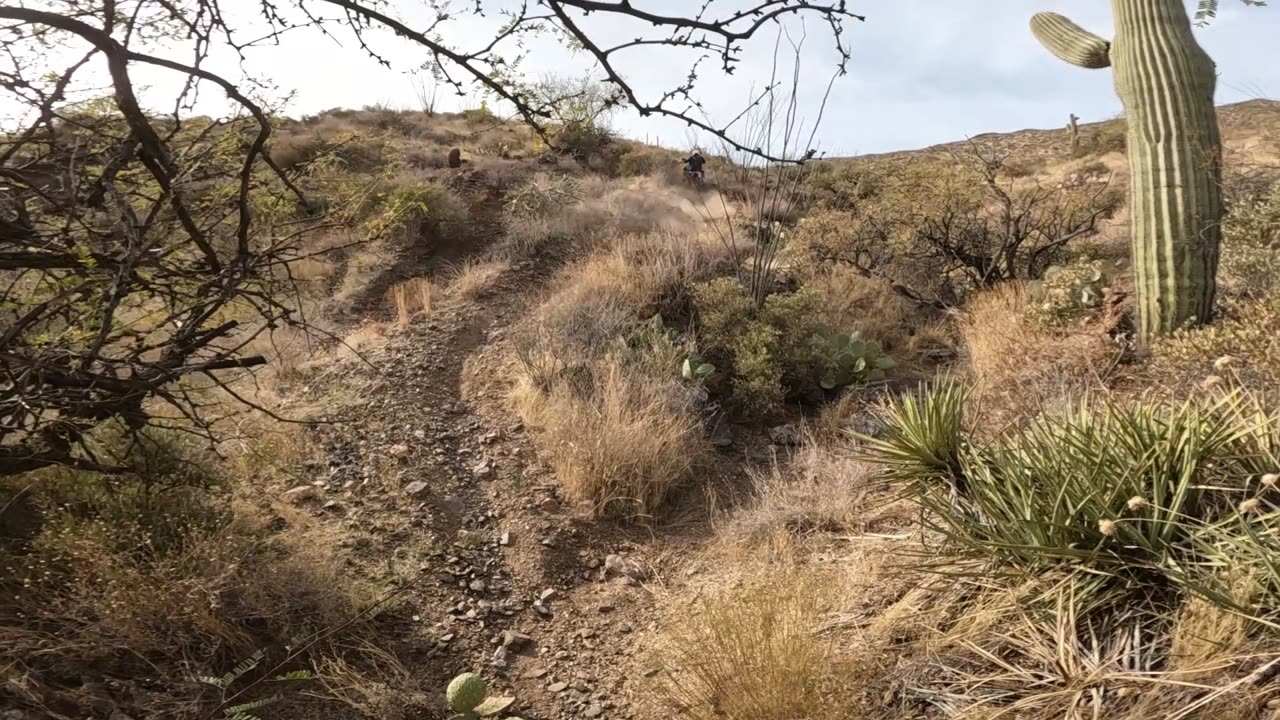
[502, 171, 583, 217]
[513, 353, 709, 519]
[719, 441, 889, 543]
[510, 233, 726, 518]
[854, 576, 1279, 720]
[529, 232, 728, 355]
[641, 561, 855, 720]
[0, 429, 374, 718]
[500, 175, 704, 259]
[445, 256, 510, 301]
[958, 283, 1116, 424]
[804, 268, 915, 346]
[387, 276, 436, 329]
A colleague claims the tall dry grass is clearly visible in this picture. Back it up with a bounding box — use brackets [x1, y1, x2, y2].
[642, 559, 855, 720]
[719, 440, 877, 543]
[513, 355, 709, 519]
[445, 256, 510, 301]
[387, 276, 435, 328]
[510, 232, 727, 518]
[958, 283, 1116, 425]
[499, 174, 707, 259]
[804, 267, 917, 349]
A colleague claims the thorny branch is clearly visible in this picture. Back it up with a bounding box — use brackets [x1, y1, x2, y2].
[0, 0, 858, 474]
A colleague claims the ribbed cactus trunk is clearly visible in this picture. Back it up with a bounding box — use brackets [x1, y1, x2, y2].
[1031, 0, 1223, 342]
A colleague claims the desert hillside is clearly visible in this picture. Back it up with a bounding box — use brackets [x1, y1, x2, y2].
[5, 93, 1280, 720]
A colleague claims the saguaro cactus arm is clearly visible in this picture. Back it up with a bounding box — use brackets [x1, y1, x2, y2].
[1030, 13, 1112, 69]
[1030, 1, 1227, 341]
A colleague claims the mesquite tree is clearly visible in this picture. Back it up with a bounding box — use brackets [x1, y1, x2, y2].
[0, 0, 859, 475]
[1030, 0, 1264, 342]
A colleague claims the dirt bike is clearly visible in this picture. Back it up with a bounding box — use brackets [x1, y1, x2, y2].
[683, 168, 706, 190]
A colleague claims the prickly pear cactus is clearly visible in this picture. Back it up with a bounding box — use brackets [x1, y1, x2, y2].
[1030, 0, 1224, 342]
[810, 326, 896, 389]
[446, 672, 487, 715]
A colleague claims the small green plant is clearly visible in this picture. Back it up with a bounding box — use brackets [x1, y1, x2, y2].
[615, 313, 686, 368]
[463, 100, 497, 125]
[809, 325, 896, 389]
[197, 647, 314, 720]
[446, 672, 515, 719]
[682, 353, 716, 382]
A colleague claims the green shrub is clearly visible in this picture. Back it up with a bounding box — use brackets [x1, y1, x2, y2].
[503, 173, 580, 218]
[858, 379, 1280, 623]
[462, 101, 497, 125]
[1221, 182, 1280, 292]
[18, 425, 228, 554]
[617, 149, 658, 177]
[360, 105, 415, 134]
[1078, 118, 1126, 157]
[806, 162, 879, 209]
[362, 176, 466, 238]
[694, 279, 897, 415]
[0, 426, 369, 718]
[554, 121, 615, 165]
[695, 278, 788, 415]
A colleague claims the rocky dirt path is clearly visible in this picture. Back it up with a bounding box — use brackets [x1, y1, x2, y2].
[294, 255, 714, 720]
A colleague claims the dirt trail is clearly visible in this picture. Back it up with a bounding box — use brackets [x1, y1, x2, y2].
[299, 187, 733, 719]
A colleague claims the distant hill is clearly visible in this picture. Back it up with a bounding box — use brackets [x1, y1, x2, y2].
[834, 99, 1280, 167]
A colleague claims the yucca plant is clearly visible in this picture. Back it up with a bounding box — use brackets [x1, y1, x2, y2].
[855, 378, 969, 487]
[858, 379, 1280, 614]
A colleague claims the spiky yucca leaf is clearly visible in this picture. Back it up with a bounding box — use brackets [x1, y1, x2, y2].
[865, 382, 1280, 620]
[854, 378, 968, 485]
[198, 649, 266, 690]
[914, 396, 1237, 574]
[224, 694, 283, 720]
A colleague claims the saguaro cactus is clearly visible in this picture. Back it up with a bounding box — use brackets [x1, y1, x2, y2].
[1030, 1, 1223, 341]
[1067, 113, 1081, 156]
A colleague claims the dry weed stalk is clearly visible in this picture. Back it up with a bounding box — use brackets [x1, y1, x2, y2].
[387, 277, 435, 329]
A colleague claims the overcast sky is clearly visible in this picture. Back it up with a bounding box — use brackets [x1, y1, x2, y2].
[11, 0, 1280, 155]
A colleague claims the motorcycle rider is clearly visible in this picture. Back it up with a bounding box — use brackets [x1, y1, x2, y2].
[682, 150, 706, 182]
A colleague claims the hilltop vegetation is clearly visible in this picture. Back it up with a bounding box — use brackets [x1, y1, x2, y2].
[4, 94, 1280, 720]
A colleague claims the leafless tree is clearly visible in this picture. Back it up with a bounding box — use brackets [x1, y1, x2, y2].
[805, 143, 1121, 308]
[0, 0, 860, 475]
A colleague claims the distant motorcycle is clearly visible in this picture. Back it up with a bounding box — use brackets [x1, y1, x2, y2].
[683, 168, 706, 190]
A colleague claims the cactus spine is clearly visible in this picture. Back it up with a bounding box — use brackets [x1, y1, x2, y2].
[1031, 0, 1223, 341]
